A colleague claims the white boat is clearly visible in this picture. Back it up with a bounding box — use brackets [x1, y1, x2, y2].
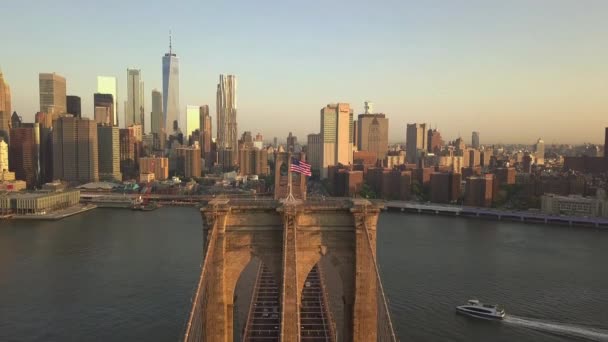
[456, 299, 505, 320]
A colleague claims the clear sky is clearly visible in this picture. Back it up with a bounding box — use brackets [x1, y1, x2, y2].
[2, 0, 607, 144]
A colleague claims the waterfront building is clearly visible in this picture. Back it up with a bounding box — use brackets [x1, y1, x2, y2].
[0, 189, 80, 215]
[66, 95, 81, 118]
[472, 131, 480, 149]
[139, 157, 169, 180]
[541, 193, 607, 217]
[97, 125, 121, 182]
[464, 174, 494, 207]
[430, 172, 462, 204]
[97, 76, 118, 126]
[163, 34, 180, 133]
[0, 138, 8, 172]
[357, 102, 388, 161]
[495, 167, 516, 186]
[320, 103, 353, 178]
[216, 74, 238, 168]
[93, 93, 114, 126]
[39, 73, 66, 118]
[126, 69, 144, 128]
[406, 123, 427, 164]
[52, 116, 98, 183]
[9, 123, 40, 187]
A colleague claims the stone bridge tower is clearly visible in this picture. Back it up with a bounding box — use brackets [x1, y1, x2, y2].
[194, 198, 381, 341]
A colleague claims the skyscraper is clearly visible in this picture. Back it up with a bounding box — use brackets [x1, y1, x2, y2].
[535, 138, 545, 165]
[427, 128, 443, 154]
[472, 131, 480, 149]
[151, 89, 163, 134]
[39, 73, 67, 117]
[0, 70, 12, 142]
[163, 33, 180, 133]
[605, 127, 608, 159]
[200, 105, 212, 161]
[97, 76, 118, 126]
[216, 74, 238, 167]
[356, 102, 388, 161]
[9, 123, 40, 187]
[126, 69, 144, 128]
[320, 103, 353, 178]
[406, 123, 427, 164]
[52, 116, 99, 183]
[0, 138, 8, 172]
[186, 105, 201, 139]
[93, 93, 114, 125]
[97, 125, 121, 181]
[66, 95, 81, 118]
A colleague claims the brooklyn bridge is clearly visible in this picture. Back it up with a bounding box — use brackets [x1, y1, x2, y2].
[182, 197, 398, 341]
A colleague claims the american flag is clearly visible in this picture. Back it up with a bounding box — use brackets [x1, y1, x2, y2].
[290, 158, 312, 176]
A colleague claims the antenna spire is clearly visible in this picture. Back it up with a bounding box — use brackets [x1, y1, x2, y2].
[169, 29, 172, 54]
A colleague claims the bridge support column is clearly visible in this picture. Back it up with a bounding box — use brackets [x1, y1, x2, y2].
[351, 201, 378, 342]
[280, 204, 300, 342]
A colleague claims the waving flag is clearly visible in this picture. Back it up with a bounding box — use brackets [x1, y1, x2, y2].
[290, 158, 312, 176]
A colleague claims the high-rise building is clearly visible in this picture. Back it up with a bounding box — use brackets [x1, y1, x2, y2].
[39, 73, 66, 117]
[464, 174, 494, 207]
[66, 95, 81, 118]
[472, 131, 480, 149]
[163, 33, 180, 133]
[139, 157, 169, 180]
[97, 125, 121, 181]
[320, 103, 353, 178]
[93, 93, 114, 125]
[605, 128, 608, 159]
[11, 112, 21, 129]
[35, 112, 53, 182]
[406, 123, 427, 164]
[238, 147, 268, 176]
[186, 105, 201, 139]
[0, 70, 11, 142]
[97, 76, 118, 126]
[216, 74, 238, 168]
[9, 123, 40, 187]
[286, 132, 297, 152]
[427, 129, 443, 154]
[119, 128, 140, 180]
[307, 133, 322, 175]
[356, 102, 388, 160]
[151, 89, 163, 134]
[200, 105, 212, 160]
[52, 116, 98, 183]
[0, 138, 8, 172]
[182, 144, 202, 178]
[126, 69, 144, 128]
[535, 138, 545, 165]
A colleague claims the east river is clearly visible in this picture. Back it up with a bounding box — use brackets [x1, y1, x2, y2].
[1, 208, 607, 341]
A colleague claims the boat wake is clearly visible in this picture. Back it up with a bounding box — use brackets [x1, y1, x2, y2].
[504, 315, 608, 341]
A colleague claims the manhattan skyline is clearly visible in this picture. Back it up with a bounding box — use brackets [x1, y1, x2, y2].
[2, 1, 607, 144]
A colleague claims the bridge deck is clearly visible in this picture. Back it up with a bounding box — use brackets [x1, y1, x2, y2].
[243, 265, 281, 341]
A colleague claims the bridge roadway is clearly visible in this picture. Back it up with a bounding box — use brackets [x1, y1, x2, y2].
[242, 264, 334, 342]
[385, 200, 608, 228]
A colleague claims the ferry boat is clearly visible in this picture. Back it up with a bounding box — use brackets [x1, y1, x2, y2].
[456, 299, 505, 320]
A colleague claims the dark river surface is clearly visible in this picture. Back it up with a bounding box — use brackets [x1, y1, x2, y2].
[1, 207, 607, 341]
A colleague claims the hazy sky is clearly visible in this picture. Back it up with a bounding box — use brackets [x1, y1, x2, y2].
[2, 0, 607, 144]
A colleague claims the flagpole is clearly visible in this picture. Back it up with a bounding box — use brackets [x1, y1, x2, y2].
[286, 152, 295, 202]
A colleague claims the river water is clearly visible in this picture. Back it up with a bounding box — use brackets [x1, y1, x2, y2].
[1, 208, 607, 341]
